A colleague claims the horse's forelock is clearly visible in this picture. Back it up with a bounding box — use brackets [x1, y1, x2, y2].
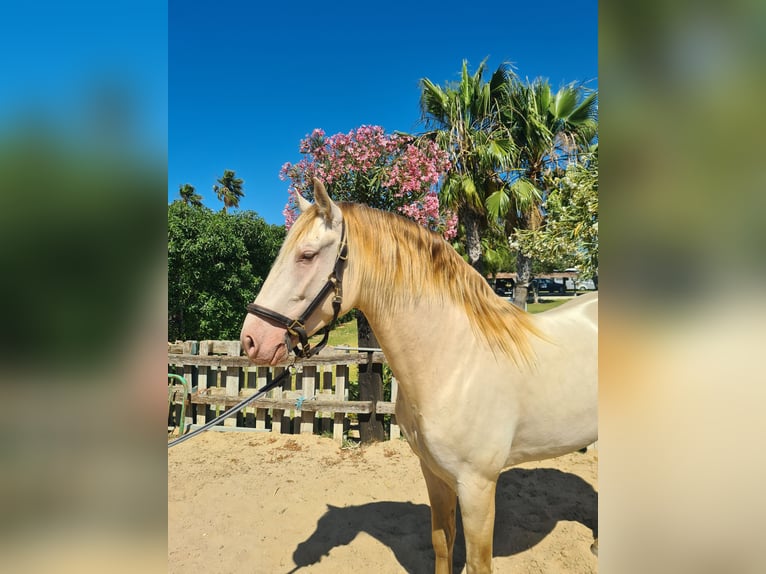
[281, 203, 322, 254]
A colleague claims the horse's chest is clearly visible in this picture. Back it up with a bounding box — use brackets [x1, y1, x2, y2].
[394, 394, 463, 475]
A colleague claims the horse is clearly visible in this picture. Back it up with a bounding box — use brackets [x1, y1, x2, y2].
[240, 179, 598, 574]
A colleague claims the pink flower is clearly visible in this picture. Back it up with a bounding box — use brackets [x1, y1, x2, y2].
[282, 125, 455, 239]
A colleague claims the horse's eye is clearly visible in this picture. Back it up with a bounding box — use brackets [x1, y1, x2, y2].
[300, 251, 317, 262]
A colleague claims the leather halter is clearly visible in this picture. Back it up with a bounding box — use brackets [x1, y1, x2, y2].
[246, 221, 348, 358]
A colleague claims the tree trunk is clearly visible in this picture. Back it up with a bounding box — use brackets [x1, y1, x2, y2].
[356, 310, 386, 443]
[460, 206, 484, 275]
[513, 251, 532, 310]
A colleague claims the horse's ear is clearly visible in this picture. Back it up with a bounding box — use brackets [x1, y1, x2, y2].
[312, 178, 341, 226]
[296, 192, 311, 213]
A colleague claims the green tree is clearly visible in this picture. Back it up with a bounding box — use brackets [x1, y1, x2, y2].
[168, 201, 284, 340]
[418, 59, 516, 273]
[212, 169, 245, 212]
[494, 78, 598, 307]
[514, 147, 599, 279]
[178, 183, 203, 207]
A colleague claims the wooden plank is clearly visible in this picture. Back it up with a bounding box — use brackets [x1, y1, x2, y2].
[224, 358, 240, 428]
[168, 351, 386, 368]
[189, 393, 375, 414]
[334, 364, 348, 445]
[219, 340, 242, 356]
[271, 408, 283, 435]
[272, 367, 286, 435]
[375, 401, 396, 415]
[389, 376, 400, 440]
[255, 366, 268, 431]
[299, 366, 317, 434]
[182, 364, 194, 431]
[195, 365, 209, 425]
[318, 389, 333, 435]
[282, 370, 296, 434]
[241, 367, 256, 428]
[358, 350, 386, 442]
[197, 340, 242, 356]
[318, 367, 333, 433]
[182, 340, 199, 354]
[208, 365, 224, 422]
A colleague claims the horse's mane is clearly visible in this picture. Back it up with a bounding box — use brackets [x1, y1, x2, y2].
[339, 203, 542, 367]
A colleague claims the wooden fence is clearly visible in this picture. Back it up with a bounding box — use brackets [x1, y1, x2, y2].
[168, 340, 400, 445]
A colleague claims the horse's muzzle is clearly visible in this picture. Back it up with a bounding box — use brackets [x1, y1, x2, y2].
[240, 314, 291, 365]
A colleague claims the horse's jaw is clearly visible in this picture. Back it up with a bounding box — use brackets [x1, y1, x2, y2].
[240, 314, 291, 366]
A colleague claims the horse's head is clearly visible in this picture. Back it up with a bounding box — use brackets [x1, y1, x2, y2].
[241, 179, 349, 365]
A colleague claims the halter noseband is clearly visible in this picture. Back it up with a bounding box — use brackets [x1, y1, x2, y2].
[246, 221, 348, 359]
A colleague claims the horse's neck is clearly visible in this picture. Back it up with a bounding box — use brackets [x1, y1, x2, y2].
[356, 296, 481, 398]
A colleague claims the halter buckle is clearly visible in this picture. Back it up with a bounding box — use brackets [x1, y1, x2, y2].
[287, 319, 306, 336]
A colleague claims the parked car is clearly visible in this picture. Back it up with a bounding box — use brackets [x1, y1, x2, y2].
[532, 278, 566, 294]
[491, 278, 515, 298]
[575, 279, 596, 291]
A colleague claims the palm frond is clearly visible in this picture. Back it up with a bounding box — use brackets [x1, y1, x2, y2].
[509, 178, 541, 212]
[550, 87, 579, 119]
[486, 188, 510, 220]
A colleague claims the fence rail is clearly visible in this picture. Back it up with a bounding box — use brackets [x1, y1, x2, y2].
[168, 341, 399, 445]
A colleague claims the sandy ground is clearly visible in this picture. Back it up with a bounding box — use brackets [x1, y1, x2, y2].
[168, 432, 597, 573]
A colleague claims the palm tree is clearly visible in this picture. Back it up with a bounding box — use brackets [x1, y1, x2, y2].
[494, 78, 598, 307]
[213, 169, 244, 212]
[178, 183, 203, 207]
[417, 59, 516, 274]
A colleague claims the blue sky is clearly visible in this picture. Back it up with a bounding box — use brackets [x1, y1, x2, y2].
[0, 1, 167, 154]
[170, 0, 598, 225]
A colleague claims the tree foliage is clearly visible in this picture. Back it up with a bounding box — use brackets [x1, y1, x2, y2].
[416, 60, 598, 298]
[213, 169, 245, 212]
[418, 59, 516, 271]
[494, 76, 598, 305]
[179, 183, 203, 207]
[168, 201, 285, 340]
[280, 125, 456, 238]
[513, 150, 598, 278]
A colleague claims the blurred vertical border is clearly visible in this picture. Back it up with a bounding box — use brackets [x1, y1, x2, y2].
[601, 1, 766, 572]
[0, 1, 167, 572]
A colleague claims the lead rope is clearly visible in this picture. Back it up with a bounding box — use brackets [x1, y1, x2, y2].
[167, 363, 295, 449]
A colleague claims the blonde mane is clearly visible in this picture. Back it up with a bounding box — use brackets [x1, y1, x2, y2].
[339, 203, 543, 367]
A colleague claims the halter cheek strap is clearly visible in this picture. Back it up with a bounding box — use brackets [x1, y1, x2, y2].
[247, 221, 348, 359]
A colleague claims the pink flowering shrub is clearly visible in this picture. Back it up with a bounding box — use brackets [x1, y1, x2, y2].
[280, 126, 456, 239]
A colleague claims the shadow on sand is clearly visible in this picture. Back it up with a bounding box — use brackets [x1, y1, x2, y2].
[288, 466, 597, 573]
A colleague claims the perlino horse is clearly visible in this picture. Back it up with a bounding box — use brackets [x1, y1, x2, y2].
[240, 179, 597, 573]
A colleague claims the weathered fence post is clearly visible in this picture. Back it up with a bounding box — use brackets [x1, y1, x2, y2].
[318, 367, 333, 436]
[196, 340, 211, 425]
[272, 366, 286, 434]
[334, 364, 347, 445]
[357, 312, 386, 443]
[300, 365, 317, 434]
[389, 376, 400, 440]
[223, 341, 241, 427]
[182, 342, 197, 425]
[254, 366, 269, 430]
